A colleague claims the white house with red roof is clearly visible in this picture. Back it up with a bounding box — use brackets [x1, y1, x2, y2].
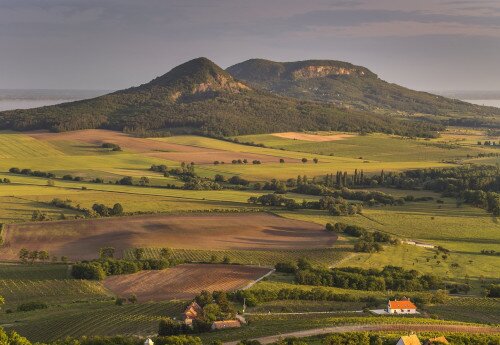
[387, 298, 417, 314]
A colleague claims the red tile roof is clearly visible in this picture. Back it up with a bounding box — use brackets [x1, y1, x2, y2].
[211, 320, 241, 329]
[389, 300, 417, 309]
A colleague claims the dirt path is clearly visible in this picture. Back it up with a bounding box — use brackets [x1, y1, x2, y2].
[223, 324, 500, 345]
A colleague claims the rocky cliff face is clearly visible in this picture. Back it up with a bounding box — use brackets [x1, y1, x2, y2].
[291, 65, 365, 80]
[192, 74, 250, 94]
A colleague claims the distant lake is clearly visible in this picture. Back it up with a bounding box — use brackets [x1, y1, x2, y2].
[0, 89, 109, 111]
[463, 99, 500, 108]
[0, 99, 78, 111]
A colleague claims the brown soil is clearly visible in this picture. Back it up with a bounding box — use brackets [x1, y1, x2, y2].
[27, 129, 296, 163]
[272, 132, 355, 142]
[0, 213, 335, 260]
[103, 264, 272, 301]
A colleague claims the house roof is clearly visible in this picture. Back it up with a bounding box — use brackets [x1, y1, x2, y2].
[389, 300, 417, 309]
[211, 320, 241, 329]
[427, 336, 449, 344]
[183, 301, 203, 319]
[399, 335, 422, 345]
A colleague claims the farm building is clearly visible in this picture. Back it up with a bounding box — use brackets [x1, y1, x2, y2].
[211, 320, 241, 330]
[183, 301, 203, 326]
[387, 298, 417, 314]
[396, 334, 421, 345]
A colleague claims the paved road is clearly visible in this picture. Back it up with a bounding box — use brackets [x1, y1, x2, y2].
[223, 324, 500, 345]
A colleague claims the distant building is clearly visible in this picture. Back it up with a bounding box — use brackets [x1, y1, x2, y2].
[387, 298, 417, 314]
[144, 338, 154, 345]
[396, 334, 421, 345]
[425, 336, 449, 344]
[211, 320, 241, 331]
[183, 301, 203, 326]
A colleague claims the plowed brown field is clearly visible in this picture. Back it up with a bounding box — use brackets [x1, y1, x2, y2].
[272, 132, 354, 142]
[0, 213, 335, 260]
[28, 129, 296, 163]
[103, 264, 272, 301]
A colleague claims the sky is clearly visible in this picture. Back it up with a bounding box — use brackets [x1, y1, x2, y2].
[1, 0, 499, 91]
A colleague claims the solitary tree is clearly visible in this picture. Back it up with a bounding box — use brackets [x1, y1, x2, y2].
[19, 248, 29, 263]
[38, 250, 49, 262]
[28, 251, 39, 264]
[301, 158, 308, 163]
[112, 203, 124, 216]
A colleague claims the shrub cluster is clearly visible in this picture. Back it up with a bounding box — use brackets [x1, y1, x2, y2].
[71, 258, 175, 280]
[293, 265, 443, 292]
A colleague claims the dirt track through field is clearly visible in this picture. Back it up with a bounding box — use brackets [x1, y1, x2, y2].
[272, 132, 355, 142]
[28, 129, 297, 163]
[103, 264, 272, 301]
[223, 324, 500, 345]
[0, 213, 335, 260]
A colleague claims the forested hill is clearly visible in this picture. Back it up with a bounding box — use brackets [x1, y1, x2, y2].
[227, 59, 500, 127]
[0, 57, 440, 137]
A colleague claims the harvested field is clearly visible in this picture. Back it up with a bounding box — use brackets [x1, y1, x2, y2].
[0, 213, 335, 260]
[28, 129, 296, 163]
[103, 264, 272, 301]
[272, 132, 354, 142]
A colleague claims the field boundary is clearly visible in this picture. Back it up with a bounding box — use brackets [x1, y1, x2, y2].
[241, 268, 275, 290]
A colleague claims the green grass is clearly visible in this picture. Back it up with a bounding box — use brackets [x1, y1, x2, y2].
[0, 196, 81, 223]
[275, 200, 500, 286]
[250, 280, 386, 298]
[0, 300, 185, 342]
[235, 132, 499, 164]
[247, 300, 365, 313]
[0, 133, 64, 159]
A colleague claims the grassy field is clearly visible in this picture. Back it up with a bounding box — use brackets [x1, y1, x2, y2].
[236, 130, 499, 164]
[0, 131, 457, 183]
[275, 197, 500, 286]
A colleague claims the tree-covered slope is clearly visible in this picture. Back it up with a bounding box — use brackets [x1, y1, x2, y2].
[0, 57, 440, 137]
[227, 59, 500, 126]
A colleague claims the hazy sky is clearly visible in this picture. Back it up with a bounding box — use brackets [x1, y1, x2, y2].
[1, 0, 499, 91]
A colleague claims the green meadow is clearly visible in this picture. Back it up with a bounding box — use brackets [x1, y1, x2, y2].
[236, 131, 499, 164]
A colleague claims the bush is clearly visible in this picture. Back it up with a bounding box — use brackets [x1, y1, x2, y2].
[275, 262, 298, 273]
[71, 263, 107, 280]
[17, 302, 48, 312]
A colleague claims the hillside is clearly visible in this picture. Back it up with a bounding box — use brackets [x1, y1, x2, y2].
[0, 57, 439, 137]
[227, 59, 500, 127]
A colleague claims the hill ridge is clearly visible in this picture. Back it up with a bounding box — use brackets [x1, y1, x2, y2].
[0, 57, 442, 137]
[227, 58, 500, 123]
